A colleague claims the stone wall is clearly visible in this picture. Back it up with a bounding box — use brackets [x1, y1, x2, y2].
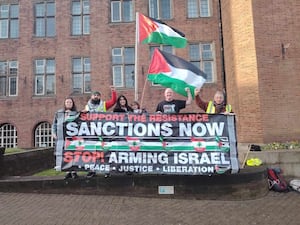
[242, 149, 300, 178]
[0, 148, 54, 177]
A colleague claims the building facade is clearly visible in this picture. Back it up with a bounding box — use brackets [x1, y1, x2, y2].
[0, 0, 299, 148]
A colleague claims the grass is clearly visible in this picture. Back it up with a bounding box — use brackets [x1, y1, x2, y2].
[33, 169, 86, 176]
[3, 148, 26, 154]
[33, 169, 65, 176]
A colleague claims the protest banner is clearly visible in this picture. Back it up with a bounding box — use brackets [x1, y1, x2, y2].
[55, 112, 239, 175]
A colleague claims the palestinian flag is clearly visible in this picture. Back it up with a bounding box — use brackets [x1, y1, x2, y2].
[147, 48, 207, 98]
[138, 13, 187, 48]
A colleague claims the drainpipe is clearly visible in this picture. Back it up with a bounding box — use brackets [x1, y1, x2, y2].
[217, 0, 227, 103]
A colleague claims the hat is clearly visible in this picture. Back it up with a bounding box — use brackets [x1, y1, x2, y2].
[92, 91, 101, 95]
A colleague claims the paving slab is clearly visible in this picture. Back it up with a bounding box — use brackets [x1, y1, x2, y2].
[0, 191, 299, 225]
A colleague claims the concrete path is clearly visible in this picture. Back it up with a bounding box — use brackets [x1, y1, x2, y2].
[0, 191, 299, 225]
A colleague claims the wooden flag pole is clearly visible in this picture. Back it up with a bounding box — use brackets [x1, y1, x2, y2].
[241, 144, 251, 168]
[140, 74, 148, 108]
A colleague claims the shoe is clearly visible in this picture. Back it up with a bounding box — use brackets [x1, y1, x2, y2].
[71, 172, 78, 179]
[64, 172, 72, 180]
[86, 171, 96, 178]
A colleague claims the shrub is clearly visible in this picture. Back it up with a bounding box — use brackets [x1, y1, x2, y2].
[262, 141, 300, 150]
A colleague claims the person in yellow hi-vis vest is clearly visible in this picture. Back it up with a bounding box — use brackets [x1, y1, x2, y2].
[194, 88, 233, 114]
[82, 86, 117, 178]
[83, 86, 117, 113]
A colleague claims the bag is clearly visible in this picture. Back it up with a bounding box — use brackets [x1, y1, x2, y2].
[267, 168, 289, 192]
[246, 157, 262, 166]
[249, 144, 261, 151]
[289, 179, 300, 192]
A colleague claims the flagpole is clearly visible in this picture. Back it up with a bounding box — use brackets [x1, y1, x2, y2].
[134, 12, 139, 101]
[140, 75, 148, 109]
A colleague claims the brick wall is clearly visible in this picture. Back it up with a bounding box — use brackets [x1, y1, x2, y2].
[0, 0, 299, 147]
[0, 1, 224, 148]
[0, 148, 54, 177]
[221, 0, 300, 143]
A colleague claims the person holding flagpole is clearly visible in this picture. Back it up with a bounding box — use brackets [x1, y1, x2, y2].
[156, 87, 192, 114]
[194, 88, 233, 114]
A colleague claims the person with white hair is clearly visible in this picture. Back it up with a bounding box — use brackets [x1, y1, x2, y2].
[156, 87, 192, 114]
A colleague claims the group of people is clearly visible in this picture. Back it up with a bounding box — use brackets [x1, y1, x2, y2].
[52, 86, 233, 179]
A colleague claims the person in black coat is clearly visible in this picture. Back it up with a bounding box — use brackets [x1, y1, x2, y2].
[113, 95, 133, 113]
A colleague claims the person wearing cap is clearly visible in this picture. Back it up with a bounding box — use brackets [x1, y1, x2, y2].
[83, 86, 117, 112]
[83, 86, 117, 178]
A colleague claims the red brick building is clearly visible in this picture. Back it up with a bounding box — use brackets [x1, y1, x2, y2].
[0, 0, 299, 148]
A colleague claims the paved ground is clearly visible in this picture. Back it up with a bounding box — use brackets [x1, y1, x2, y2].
[0, 191, 299, 225]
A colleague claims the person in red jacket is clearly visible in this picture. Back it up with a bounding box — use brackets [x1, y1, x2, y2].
[194, 88, 233, 114]
[83, 86, 117, 178]
[83, 86, 117, 112]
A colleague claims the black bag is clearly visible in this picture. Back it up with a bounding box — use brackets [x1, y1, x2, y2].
[249, 144, 261, 151]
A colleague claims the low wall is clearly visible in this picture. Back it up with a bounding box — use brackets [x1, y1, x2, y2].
[0, 167, 268, 200]
[0, 148, 54, 177]
[0, 147, 269, 200]
[242, 150, 300, 178]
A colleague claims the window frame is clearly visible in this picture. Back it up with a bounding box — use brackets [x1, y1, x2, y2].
[0, 60, 18, 97]
[0, 123, 18, 148]
[71, 56, 91, 94]
[149, 0, 172, 20]
[112, 47, 135, 88]
[34, 58, 56, 96]
[189, 42, 215, 83]
[34, 1, 56, 37]
[71, 0, 90, 36]
[187, 0, 211, 18]
[0, 4, 19, 39]
[111, 0, 134, 23]
[34, 122, 54, 147]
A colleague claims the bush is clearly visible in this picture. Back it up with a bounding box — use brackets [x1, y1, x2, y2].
[262, 141, 300, 150]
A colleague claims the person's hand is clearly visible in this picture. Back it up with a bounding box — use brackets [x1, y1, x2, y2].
[110, 86, 115, 92]
[185, 87, 190, 93]
[52, 134, 57, 140]
[194, 88, 201, 96]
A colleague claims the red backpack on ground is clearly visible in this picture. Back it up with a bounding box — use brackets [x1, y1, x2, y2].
[267, 168, 289, 192]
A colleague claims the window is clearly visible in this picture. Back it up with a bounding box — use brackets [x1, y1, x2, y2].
[111, 0, 133, 22]
[0, 4, 19, 38]
[149, 45, 173, 58]
[0, 60, 18, 97]
[72, 0, 90, 35]
[34, 59, 55, 96]
[35, 122, 54, 147]
[0, 123, 17, 148]
[189, 43, 214, 82]
[187, 0, 211, 18]
[34, 1, 56, 37]
[112, 47, 135, 88]
[72, 57, 91, 94]
[149, 0, 171, 20]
